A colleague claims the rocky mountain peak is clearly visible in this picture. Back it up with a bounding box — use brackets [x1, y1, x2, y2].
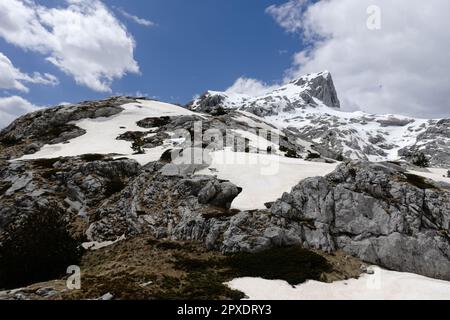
[190, 71, 340, 116]
[289, 71, 340, 109]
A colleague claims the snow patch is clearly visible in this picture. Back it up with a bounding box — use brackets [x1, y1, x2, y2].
[18, 100, 198, 165]
[226, 267, 450, 300]
[196, 150, 338, 210]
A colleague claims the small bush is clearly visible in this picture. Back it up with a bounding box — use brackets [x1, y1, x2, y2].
[0, 206, 82, 289]
[411, 152, 430, 168]
[306, 152, 321, 160]
[131, 137, 145, 154]
[447, 170, 450, 178]
[336, 153, 345, 161]
[211, 106, 228, 116]
[280, 145, 300, 158]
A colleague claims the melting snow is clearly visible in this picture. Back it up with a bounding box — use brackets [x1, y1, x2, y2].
[18, 100, 198, 165]
[226, 267, 450, 300]
[196, 150, 338, 210]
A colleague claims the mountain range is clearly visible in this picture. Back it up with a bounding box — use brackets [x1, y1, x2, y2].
[0, 72, 449, 300]
[190, 71, 450, 167]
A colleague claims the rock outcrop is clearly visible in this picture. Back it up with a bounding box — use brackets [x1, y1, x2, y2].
[270, 161, 450, 280]
[82, 159, 450, 280]
[0, 97, 135, 160]
[190, 73, 450, 168]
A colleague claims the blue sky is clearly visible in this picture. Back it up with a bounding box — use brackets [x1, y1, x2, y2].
[0, 0, 302, 107]
[0, 0, 449, 127]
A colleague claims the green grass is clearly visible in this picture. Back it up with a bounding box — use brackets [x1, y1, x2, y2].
[223, 246, 332, 285]
[174, 245, 332, 294]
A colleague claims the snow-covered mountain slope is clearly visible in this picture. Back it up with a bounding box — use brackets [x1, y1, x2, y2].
[190, 71, 340, 116]
[0, 97, 342, 212]
[190, 72, 450, 168]
[196, 151, 338, 210]
[18, 99, 199, 165]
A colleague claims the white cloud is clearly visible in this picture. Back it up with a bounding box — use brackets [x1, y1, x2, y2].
[0, 96, 39, 129]
[116, 7, 155, 27]
[226, 77, 278, 96]
[266, 0, 450, 118]
[0, 0, 139, 92]
[0, 52, 58, 92]
[266, 0, 309, 33]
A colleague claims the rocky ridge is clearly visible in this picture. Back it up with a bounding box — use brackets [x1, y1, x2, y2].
[191, 72, 450, 167]
[0, 75, 449, 294]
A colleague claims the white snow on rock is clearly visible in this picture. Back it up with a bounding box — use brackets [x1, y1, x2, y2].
[226, 267, 450, 300]
[82, 235, 126, 251]
[409, 168, 450, 184]
[233, 111, 285, 137]
[196, 150, 338, 210]
[18, 100, 198, 165]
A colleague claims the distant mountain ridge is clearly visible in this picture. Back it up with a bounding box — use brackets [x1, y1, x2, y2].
[190, 72, 450, 168]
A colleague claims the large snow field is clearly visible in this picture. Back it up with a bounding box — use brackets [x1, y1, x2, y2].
[226, 267, 450, 300]
[18, 100, 197, 165]
[196, 150, 338, 210]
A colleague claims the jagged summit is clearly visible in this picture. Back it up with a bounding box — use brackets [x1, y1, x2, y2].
[289, 71, 340, 109]
[190, 71, 340, 116]
[188, 71, 450, 167]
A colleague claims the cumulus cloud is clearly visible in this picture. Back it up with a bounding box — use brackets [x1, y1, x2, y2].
[226, 77, 278, 96]
[266, 0, 309, 34]
[0, 96, 39, 129]
[0, 52, 58, 92]
[265, 0, 450, 118]
[0, 0, 139, 92]
[116, 7, 155, 27]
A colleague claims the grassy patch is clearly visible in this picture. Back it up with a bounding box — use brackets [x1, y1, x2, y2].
[174, 246, 332, 291]
[222, 246, 332, 286]
[48, 237, 359, 300]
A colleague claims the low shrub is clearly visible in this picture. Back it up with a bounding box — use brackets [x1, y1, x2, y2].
[0, 206, 82, 289]
[411, 152, 430, 168]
